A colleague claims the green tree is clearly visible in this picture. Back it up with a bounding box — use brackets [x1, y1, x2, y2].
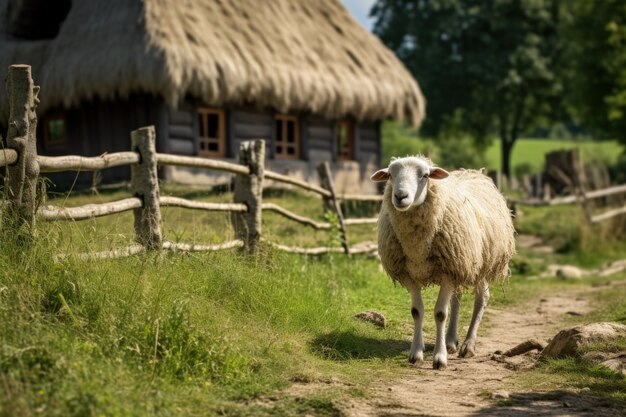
[566, 0, 626, 146]
[372, 0, 564, 177]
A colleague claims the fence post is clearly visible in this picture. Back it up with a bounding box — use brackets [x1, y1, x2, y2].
[3, 64, 40, 241]
[232, 139, 265, 253]
[317, 162, 349, 255]
[131, 126, 162, 249]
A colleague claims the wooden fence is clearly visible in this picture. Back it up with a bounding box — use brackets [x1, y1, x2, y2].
[0, 65, 379, 260]
[513, 184, 626, 224]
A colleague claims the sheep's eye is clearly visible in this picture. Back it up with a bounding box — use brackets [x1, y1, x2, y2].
[422, 173, 429, 179]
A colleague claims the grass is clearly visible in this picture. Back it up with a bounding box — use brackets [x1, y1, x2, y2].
[486, 138, 624, 173]
[2, 184, 626, 415]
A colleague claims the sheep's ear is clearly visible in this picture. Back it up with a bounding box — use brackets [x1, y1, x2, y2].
[429, 167, 449, 179]
[370, 168, 390, 182]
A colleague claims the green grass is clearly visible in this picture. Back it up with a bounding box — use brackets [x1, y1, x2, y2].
[486, 138, 624, 173]
[2, 185, 626, 415]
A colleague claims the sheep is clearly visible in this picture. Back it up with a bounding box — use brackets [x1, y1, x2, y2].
[370, 155, 515, 370]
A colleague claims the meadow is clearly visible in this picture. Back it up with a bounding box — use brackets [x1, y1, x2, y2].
[1, 182, 625, 416]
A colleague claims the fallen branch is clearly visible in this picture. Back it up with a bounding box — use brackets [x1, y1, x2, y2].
[503, 339, 545, 357]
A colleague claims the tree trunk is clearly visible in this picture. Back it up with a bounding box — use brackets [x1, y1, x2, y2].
[501, 137, 514, 180]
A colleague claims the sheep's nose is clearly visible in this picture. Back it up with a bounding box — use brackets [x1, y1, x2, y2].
[394, 192, 408, 202]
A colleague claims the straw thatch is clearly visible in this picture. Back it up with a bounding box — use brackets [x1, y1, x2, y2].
[0, 0, 425, 126]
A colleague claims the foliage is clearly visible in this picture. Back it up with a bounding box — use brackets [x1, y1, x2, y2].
[372, 0, 564, 176]
[381, 121, 487, 170]
[565, 0, 626, 146]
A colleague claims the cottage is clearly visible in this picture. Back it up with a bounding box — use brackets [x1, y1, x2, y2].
[0, 0, 424, 193]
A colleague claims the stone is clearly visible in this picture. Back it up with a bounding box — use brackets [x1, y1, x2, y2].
[489, 390, 510, 400]
[547, 264, 587, 279]
[541, 322, 626, 358]
[600, 354, 626, 375]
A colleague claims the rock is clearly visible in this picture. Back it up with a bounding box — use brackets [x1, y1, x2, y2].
[354, 310, 387, 328]
[547, 264, 587, 279]
[600, 353, 626, 375]
[489, 390, 510, 400]
[541, 322, 626, 358]
[582, 351, 626, 375]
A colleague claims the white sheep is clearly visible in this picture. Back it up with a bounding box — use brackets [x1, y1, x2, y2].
[371, 156, 515, 370]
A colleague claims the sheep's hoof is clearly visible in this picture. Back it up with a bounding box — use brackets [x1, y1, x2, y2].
[459, 341, 476, 358]
[432, 353, 447, 370]
[446, 342, 458, 354]
[408, 351, 423, 364]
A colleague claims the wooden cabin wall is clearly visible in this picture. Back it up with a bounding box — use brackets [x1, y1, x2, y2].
[37, 94, 166, 190]
[304, 115, 334, 162]
[168, 102, 196, 155]
[356, 121, 381, 167]
[230, 108, 273, 158]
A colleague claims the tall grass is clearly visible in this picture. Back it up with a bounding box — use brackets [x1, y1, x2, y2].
[2, 184, 625, 415]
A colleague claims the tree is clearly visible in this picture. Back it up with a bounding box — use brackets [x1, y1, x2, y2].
[371, 0, 564, 177]
[565, 0, 626, 146]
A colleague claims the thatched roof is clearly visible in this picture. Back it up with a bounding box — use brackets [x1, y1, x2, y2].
[0, 0, 425, 126]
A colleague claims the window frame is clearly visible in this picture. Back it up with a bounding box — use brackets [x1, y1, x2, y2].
[336, 119, 354, 161]
[274, 114, 300, 160]
[43, 112, 68, 150]
[196, 107, 226, 158]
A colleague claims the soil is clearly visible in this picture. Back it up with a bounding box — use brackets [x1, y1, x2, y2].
[279, 280, 626, 416]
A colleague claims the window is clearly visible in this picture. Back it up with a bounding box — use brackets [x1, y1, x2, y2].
[197, 107, 225, 157]
[336, 119, 354, 161]
[274, 114, 300, 160]
[43, 114, 67, 149]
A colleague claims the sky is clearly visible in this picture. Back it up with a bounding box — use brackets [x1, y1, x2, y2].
[341, 0, 376, 32]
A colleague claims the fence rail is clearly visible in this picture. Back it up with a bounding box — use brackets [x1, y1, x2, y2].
[38, 152, 140, 173]
[514, 182, 626, 223]
[0, 63, 380, 260]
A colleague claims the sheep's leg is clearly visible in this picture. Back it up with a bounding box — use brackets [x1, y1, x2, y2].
[408, 285, 425, 364]
[459, 280, 490, 358]
[446, 290, 462, 354]
[433, 280, 454, 370]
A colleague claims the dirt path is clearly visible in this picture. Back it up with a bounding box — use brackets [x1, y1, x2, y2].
[336, 282, 626, 417]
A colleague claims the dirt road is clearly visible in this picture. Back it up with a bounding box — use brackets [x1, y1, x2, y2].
[338, 284, 624, 417]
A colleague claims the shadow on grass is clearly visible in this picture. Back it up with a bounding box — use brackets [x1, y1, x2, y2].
[470, 390, 626, 416]
[310, 330, 417, 361]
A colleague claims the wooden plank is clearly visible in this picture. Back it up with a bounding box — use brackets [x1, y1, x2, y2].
[160, 196, 247, 212]
[168, 138, 195, 155]
[156, 153, 250, 175]
[0, 148, 18, 167]
[38, 197, 142, 221]
[162, 240, 244, 252]
[307, 126, 333, 140]
[265, 170, 331, 197]
[169, 107, 193, 126]
[38, 152, 140, 172]
[515, 183, 626, 207]
[308, 138, 333, 151]
[592, 204, 626, 223]
[262, 203, 331, 229]
[344, 217, 378, 225]
[232, 109, 272, 125]
[169, 124, 195, 140]
[338, 194, 383, 202]
[233, 123, 272, 138]
[54, 244, 146, 262]
[263, 240, 345, 255]
[317, 162, 350, 254]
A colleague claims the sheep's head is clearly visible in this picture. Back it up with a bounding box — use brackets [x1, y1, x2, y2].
[370, 156, 449, 211]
